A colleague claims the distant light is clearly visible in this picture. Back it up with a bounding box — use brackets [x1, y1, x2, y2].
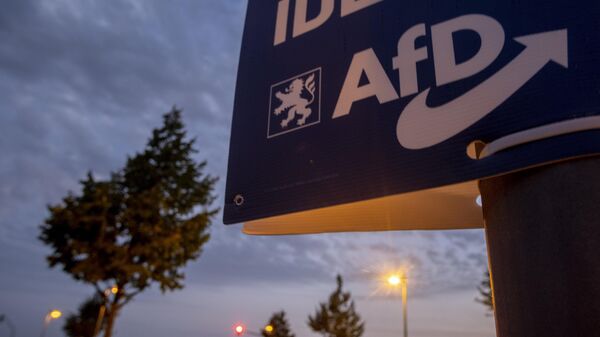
[387, 275, 401, 286]
[476, 195, 483, 207]
[49, 310, 62, 319]
[265, 325, 274, 333]
[234, 324, 245, 336]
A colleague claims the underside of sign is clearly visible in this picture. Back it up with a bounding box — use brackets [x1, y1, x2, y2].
[243, 181, 482, 235]
[225, 0, 600, 233]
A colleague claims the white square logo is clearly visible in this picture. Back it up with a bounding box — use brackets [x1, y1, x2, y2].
[267, 68, 321, 138]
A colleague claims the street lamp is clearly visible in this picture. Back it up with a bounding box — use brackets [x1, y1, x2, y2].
[386, 273, 408, 337]
[234, 324, 246, 336]
[41, 309, 62, 337]
[264, 324, 274, 334]
[387, 275, 401, 286]
[49, 310, 62, 320]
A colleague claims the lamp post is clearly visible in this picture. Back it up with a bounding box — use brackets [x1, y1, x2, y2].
[41, 309, 62, 337]
[401, 275, 408, 337]
[387, 274, 408, 337]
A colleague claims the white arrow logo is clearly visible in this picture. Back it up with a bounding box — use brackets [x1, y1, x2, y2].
[396, 29, 569, 150]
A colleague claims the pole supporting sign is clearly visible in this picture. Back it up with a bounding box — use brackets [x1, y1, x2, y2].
[225, 0, 600, 234]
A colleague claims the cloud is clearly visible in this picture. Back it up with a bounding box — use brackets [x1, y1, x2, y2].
[191, 233, 333, 286]
[0, 0, 244, 238]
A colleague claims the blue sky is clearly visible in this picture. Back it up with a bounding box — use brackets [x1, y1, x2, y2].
[0, 1, 494, 336]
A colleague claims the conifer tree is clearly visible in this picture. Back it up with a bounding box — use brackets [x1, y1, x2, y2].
[477, 269, 494, 314]
[308, 275, 365, 337]
[39, 108, 218, 337]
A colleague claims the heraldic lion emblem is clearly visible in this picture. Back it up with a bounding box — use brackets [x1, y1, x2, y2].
[273, 73, 316, 128]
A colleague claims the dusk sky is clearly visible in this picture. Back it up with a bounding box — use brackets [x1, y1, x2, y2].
[0, 1, 495, 337]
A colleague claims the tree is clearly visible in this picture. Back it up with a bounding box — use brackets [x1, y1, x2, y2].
[63, 295, 105, 337]
[262, 311, 295, 337]
[39, 108, 218, 337]
[308, 275, 365, 337]
[477, 269, 494, 314]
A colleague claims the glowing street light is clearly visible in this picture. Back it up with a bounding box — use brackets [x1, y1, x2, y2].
[41, 309, 62, 337]
[49, 310, 62, 320]
[387, 274, 401, 286]
[264, 324, 274, 334]
[234, 324, 246, 336]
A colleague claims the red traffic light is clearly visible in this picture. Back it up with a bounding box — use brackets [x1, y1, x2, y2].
[234, 324, 245, 336]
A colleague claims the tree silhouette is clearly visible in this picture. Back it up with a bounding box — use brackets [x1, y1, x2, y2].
[262, 311, 295, 337]
[63, 295, 105, 337]
[39, 108, 218, 337]
[477, 269, 494, 314]
[308, 275, 365, 337]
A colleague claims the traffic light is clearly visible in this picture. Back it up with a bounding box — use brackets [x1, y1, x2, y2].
[234, 324, 245, 336]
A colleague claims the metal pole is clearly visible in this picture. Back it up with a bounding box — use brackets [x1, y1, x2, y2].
[401, 276, 408, 337]
[93, 304, 106, 337]
[40, 315, 50, 337]
[479, 156, 600, 337]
